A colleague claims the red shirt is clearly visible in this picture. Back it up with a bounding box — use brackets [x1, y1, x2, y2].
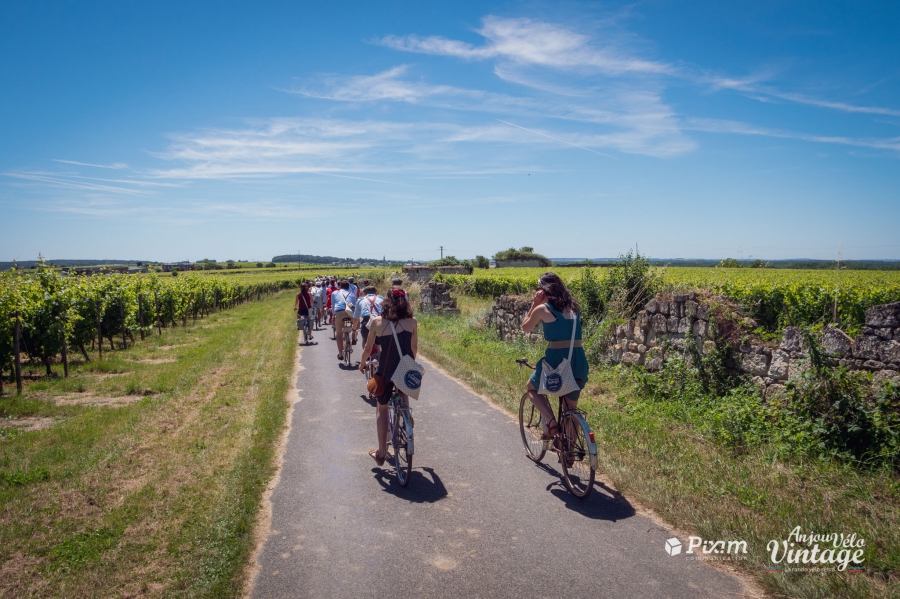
[325, 286, 338, 308]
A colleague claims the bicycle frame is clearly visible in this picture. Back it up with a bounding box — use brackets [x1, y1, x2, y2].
[387, 393, 414, 457]
[518, 359, 597, 469]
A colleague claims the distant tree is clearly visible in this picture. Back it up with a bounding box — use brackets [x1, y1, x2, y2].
[749, 259, 768, 269]
[266, 262, 276, 268]
[717, 258, 742, 268]
[256, 262, 264, 268]
[492, 247, 552, 267]
[171, 268, 179, 276]
[226, 260, 235, 269]
[136, 261, 143, 266]
[429, 256, 462, 267]
[474, 255, 490, 269]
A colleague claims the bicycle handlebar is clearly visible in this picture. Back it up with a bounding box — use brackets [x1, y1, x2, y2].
[516, 358, 535, 371]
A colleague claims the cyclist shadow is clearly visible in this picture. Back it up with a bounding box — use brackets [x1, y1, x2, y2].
[337, 362, 359, 371]
[360, 394, 377, 407]
[533, 463, 635, 522]
[372, 465, 448, 504]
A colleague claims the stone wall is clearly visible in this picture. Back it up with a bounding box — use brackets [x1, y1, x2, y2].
[419, 281, 460, 315]
[486, 293, 900, 392]
[609, 296, 900, 393]
[484, 296, 542, 342]
[402, 265, 472, 283]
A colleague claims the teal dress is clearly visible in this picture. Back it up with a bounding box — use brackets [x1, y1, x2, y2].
[529, 303, 589, 400]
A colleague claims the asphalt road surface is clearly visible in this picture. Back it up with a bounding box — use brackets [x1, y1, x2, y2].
[250, 328, 749, 599]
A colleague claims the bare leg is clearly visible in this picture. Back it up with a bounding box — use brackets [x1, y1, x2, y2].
[336, 330, 344, 359]
[526, 381, 556, 429]
[376, 402, 389, 457]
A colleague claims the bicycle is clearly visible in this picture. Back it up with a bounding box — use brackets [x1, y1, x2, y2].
[297, 312, 313, 345]
[363, 347, 379, 398]
[310, 307, 318, 331]
[341, 319, 353, 366]
[516, 358, 597, 498]
[386, 390, 414, 486]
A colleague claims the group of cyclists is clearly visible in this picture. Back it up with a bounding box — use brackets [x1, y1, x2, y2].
[293, 271, 592, 493]
[295, 274, 418, 466]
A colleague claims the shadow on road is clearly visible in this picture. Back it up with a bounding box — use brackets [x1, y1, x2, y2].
[531, 461, 635, 521]
[359, 393, 377, 407]
[372, 466, 448, 503]
[337, 362, 360, 371]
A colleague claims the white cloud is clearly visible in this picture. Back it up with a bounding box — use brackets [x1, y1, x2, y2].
[685, 118, 900, 151]
[377, 16, 672, 75]
[51, 159, 129, 170]
[706, 74, 900, 117]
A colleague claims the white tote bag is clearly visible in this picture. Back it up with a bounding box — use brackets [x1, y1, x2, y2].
[389, 321, 425, 400]
[538, 312, 581, 397]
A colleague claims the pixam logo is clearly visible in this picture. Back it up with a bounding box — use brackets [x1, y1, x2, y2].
[665, 536, 748, 560]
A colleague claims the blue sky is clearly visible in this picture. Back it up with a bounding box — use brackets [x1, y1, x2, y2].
[2, 1, 898, 262]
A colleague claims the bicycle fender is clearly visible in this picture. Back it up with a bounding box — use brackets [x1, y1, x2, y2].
[567, 411, 597, 471]
[405, 417, 414, 456]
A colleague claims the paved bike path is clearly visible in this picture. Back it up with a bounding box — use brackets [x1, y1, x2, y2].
[250, 332, 748, 599]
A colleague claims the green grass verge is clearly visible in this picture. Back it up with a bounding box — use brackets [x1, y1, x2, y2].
[0, 291, 297, 597]
[417, 297, 899, 599]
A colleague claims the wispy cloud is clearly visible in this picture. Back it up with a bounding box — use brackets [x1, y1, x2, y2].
[686, 118, 900, 151]
[4, 171, 153, 195]
[376, 16, 672, 75]
[294, 64, 693, 158]
[52, 159, 129, 169]
[707, 75, 900, 117]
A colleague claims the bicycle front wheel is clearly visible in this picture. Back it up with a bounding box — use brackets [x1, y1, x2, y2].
[392, 406, 413, 487]
[560, 412, 595, 499]
[343, 332, 352, 366]
[518, 393, 547, 462]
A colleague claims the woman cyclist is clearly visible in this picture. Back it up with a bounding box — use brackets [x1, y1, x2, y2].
[294, 283, 314, 341]
[521, 272, 589, 445]
[358, 289, 418, 466]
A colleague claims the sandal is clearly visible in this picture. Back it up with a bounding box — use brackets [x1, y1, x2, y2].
[541, 420, 559, 441]
[369, 449, 386, 466]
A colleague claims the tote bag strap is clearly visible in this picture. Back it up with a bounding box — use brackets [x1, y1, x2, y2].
[389, 321, 405, 357]
[568, 312, 578, 362]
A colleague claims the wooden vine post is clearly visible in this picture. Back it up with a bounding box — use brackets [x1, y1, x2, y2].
[154, 291, 161, 335]
[96, 300, 103, 360]
[59, 321, 69, 378]
[119, 300, 127, 349]
[138, 294, 145, 340]
[14, 311, 23, 394]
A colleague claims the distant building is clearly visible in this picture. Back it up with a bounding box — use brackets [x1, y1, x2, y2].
[162, 262, 195, 272]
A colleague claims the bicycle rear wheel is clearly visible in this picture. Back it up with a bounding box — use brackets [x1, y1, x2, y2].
[343, 332, 352, 366]
[560, 412, 595, 498]
[392, 406, 413, 487]
[518, 392, 547, 462]
[302, 319, 309, 344]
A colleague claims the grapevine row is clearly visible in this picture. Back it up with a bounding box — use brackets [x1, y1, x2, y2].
[0, 267, 312, 387]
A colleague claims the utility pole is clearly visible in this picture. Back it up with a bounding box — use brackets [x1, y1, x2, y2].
[440, 246, 444, 259]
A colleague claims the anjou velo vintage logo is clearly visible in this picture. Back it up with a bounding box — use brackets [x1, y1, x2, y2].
[765, 527, 866, 573]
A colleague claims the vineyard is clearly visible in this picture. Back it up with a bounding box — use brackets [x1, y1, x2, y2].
[432, 266, 900, 332]
[0, 265, 387, 390]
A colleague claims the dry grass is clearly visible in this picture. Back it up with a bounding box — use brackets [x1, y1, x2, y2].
[0, 292, 298, 598]
[417, 295, 900, 599]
